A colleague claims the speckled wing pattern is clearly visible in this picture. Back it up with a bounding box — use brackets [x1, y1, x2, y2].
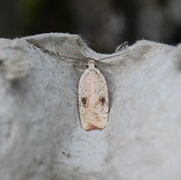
[78, 60, 109, 131]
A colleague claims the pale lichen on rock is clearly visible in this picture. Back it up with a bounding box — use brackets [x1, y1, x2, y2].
[0, 33, 181, 180]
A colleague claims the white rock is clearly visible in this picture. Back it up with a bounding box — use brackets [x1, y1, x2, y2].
[0, 33, 180, 180]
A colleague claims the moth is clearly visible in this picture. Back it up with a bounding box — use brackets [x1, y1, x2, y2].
[78, 59, 109, 131]
[59, 43, 130, 131]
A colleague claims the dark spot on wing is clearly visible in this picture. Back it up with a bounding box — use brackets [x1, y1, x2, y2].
[99, 96, 106, 105]
[81, 97, 87, 107]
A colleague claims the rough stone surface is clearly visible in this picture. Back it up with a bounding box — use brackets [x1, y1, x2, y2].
[0, 33, 181, 180]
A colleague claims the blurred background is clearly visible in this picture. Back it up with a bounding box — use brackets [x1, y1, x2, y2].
[0, 0, 181, 53]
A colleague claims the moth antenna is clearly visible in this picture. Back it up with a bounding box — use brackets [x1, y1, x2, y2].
[98, 48, 133, 62]
[58, 46, 133, 63]
[59, 54, 89, 63]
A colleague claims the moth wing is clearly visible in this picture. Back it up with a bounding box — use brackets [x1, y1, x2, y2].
[78, 68, 109, 131]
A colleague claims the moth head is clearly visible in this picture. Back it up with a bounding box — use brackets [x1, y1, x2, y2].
[88, 60, 96, 69]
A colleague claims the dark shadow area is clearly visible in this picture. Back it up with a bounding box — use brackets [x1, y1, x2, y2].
[0, 0, 180, 52]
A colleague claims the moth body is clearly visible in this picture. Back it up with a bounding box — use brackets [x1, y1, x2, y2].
[78, 60, 109, 131]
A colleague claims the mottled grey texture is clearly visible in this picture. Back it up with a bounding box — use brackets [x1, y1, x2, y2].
[0, 33, 181, 180]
